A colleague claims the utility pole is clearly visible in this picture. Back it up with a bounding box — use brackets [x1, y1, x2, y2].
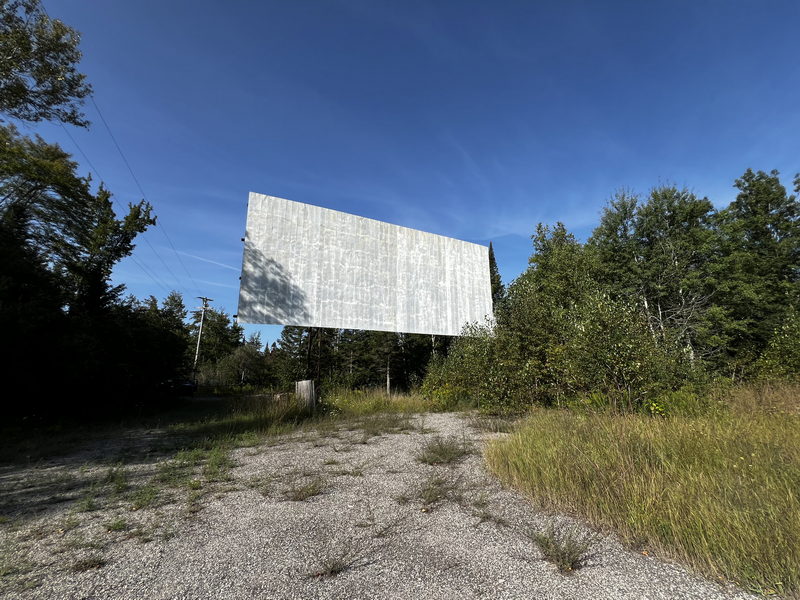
[193, 296, 213, 372]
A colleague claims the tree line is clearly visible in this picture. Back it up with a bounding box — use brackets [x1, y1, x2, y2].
[3, 1, 797, 420]
[425, 174, 799, 413]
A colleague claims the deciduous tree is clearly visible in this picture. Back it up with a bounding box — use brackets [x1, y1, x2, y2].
[0, 0, 92, 126]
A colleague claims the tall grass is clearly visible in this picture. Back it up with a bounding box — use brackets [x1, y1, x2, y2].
[485, 385, 800, 595]
[167, 395, 314, 442]
[322, 388, 434, 416]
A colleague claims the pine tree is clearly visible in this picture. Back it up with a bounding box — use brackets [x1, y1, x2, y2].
[488, 241, 505, 312]
[708, 169, 800, 373]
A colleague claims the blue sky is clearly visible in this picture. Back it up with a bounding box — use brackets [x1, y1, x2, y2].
[26, 1, 800, 346]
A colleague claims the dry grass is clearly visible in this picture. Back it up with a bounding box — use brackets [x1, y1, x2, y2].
[486, 383, 800, 596]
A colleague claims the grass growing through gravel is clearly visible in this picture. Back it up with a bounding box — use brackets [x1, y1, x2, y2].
[0, 390, 440, 592]
[105, 518, 127, 532]
[529, 524, 594, 574]
[71, 554, 106, 572]
[415, 434, 473, 465]
[485, 384, 800, 595]
[410, 473, 462, 509]
[284, 477, 326, 501]
[307, 544, 364, 579]
[130, 485, 160, 510]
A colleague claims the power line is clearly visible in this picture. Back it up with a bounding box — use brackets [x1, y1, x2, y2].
[58, 113, 187, 298]
[88, 96, 203, 297]
[59, 123, 104, 186]
[129, 254, 172, 295]
[40, 1, 202, 301]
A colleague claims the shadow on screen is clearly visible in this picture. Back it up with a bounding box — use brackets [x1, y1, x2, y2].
[239, 245, 310, 324]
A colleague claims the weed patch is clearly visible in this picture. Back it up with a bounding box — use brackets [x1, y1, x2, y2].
[75, 494, 98, 512]
[528, 523, 594, 574]
[202, 446, 233, 482]
[470, 492, 507, 527]
[284, 477, 326, 501]
[71, 554, 106, 572]
[102, 466, 129, 494]
[129, 485, 160, 510]
[104, 518, 127, 532]
[246, 474, 274, 497]
[415, 473, 461, 509]
[307, 544, 364, 579]
[415, 435, 473, 465]
[323, 389, 433, 416]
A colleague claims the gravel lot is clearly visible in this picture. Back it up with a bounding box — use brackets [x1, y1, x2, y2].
[0, 412, 757, 599]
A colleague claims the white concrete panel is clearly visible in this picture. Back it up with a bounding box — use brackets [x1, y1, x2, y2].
[237, 193, 493, 336]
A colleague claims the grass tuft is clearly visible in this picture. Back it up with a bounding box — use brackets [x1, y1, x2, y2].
[307, 544, 363, 578]
[104, 518, 127, 532]
[129, 484, 159, 510]
[415, 435, 473, 465]
[102, 466, 129, 494]
[75, 495, 98, 512]
[71, 554, 106, 572]
[529, 523, 594, 574]
[416, 473, 460, 508]
[284, 477, 326, 501]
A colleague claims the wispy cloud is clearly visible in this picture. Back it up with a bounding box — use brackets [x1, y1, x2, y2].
[196, 278, 239, 290]
[176, 251, 240, 271]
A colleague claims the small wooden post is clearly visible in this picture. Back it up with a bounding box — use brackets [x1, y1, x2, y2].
[295, 380, 316, 410]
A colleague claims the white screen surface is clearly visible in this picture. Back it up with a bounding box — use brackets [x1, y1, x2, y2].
[237, 193, 493, 336]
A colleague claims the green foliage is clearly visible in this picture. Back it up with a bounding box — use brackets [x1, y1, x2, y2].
[709, 169, 800, 373]
[488, 241, 505, 311]
[197, 333, 277, 388]
[754, 306, 800, 381]
[421, 328, 493, 410]
[271, 326, 435, 394]
[0, 0, 92, 126]
[424, 171, 799, 413]
[0, 124, 155, 312]
[191, 306, 243, 366]
[589, 186, 716, 361]
[552, 292, 692, 412]
[424, 221, 693, 413]
[0, 122, 193, 418]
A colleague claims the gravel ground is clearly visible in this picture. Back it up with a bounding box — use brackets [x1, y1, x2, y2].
[0, 412, 757, 599]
